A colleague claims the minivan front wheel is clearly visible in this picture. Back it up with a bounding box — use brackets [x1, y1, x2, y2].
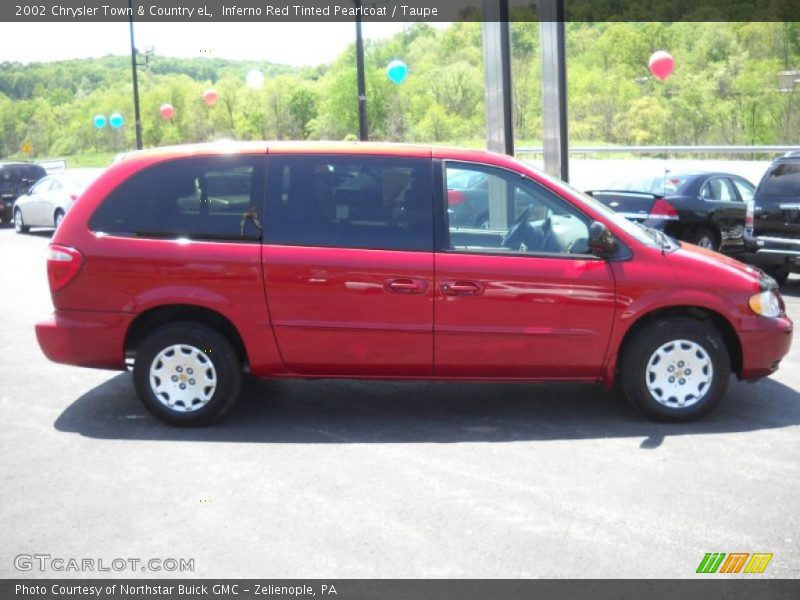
[133, 323, 241, 426]
[620, 317, 730, 421]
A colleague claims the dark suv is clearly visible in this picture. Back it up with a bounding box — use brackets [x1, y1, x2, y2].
[745, 151, 800, 284]
[0, 162, 47, 224]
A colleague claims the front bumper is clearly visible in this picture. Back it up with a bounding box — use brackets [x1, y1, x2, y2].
[739, 315, 794, 380]
[36, 310, 133, 370]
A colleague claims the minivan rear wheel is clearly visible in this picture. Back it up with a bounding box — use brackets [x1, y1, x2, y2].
[133, 323, 241, 426]
[620, 317, 730, 421]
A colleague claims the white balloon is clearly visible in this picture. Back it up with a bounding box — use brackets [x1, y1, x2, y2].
[246, 69, 264, 89]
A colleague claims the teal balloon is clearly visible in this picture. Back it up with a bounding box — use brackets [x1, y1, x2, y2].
[109, 112, 124, 129]
[387, 60, 408, 85]
[92, 114, 107, 129]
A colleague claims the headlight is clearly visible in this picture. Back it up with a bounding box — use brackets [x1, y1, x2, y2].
[749, 291, 782, 318]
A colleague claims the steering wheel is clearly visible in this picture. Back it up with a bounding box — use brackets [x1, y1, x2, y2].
[501, 203, 535, 249]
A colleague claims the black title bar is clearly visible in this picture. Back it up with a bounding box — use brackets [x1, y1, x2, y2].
[4, 579, 800, 600]
[3, 0, 800, 22]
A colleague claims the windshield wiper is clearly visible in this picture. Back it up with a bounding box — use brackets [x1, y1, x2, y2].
[648, 227, 675, 252]
[633, 221, 674, 252]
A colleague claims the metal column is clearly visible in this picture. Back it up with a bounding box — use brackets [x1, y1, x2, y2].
[482, 0, 514, 156]
[354, 0, 369, 141]
[540, 0, 569, 181]
[128, 0, 143, 150]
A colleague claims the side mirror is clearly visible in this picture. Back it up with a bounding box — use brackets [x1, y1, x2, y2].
[588, 221, 619, 258]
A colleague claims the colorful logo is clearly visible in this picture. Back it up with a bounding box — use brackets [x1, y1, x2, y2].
[697, 553, 773, 574]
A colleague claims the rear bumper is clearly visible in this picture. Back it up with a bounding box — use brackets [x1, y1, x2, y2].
[0, 199, 12, 220]
[744, 231, 800, 272]
[35, 310, 133, 370]
[745, 249, 800, 271]
[739, 316, 794, 380]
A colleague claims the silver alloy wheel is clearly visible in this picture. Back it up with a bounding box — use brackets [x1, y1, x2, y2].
[697, 235, 715, 249]
[645, 339, 714, 409]
[54, 212, 63, 228]
[14, 210, 23, 232]
[149, 344, 217, 412]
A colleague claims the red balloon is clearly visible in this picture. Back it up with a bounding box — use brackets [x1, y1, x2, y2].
[648, 50, 675, 81]
[159, 103, 175, 120]
[203, 88, 219, 107]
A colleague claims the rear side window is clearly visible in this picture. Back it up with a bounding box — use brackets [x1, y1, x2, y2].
[90, 156, 265, 241]
[265, 155, 433, 251]
[701, 178, 737, 201]
[759, 163, 800, 196]
[732, 178, 755, 203]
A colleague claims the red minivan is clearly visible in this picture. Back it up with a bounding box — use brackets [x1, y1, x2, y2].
[35, 142, 793, 425]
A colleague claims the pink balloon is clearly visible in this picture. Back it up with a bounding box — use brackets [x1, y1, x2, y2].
[159, 103, 175, 120]
[648, 50, 675, 81]
[203, 88, 219, 107]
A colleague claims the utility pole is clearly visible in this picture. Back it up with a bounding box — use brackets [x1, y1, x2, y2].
[128, 0, 143, 150]
[354, 0, 368, 141]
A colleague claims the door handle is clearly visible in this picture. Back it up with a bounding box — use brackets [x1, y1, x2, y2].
[441, 280, 483, 296]
[385, 278, 427, 294]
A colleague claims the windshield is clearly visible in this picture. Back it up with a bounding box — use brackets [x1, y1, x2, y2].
[760, 163, 800, 196]
[1, 165, 45, 184]
[541, 174, 665, 248]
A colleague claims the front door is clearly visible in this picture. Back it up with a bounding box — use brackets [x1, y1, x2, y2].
[434, 161, 617, 379]
[262, 153, 435, 376]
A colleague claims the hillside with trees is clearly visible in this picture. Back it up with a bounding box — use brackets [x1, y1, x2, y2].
[0, 21, 798, 162]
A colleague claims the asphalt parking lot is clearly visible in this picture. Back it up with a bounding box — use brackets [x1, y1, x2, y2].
[0, 223, 798, 579]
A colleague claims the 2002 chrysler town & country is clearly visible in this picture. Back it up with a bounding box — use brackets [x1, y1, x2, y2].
[35, 142, 793, 425]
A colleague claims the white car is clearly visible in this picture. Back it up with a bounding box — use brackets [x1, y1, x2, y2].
[13, 169, 103, 233]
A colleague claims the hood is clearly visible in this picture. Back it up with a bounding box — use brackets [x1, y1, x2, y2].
[668, 242, 765, 291]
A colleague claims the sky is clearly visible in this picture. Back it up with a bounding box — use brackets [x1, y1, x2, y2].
[0, 22, 448, 66]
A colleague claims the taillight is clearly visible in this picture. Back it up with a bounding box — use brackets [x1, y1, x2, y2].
[47, 245, 83, 293]
[649, 198, 679, 220]
[69, 193, 78, 202]
[447, 189, 466, 207]
[745, 202, 754, 227]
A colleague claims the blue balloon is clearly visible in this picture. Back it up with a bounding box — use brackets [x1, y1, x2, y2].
[109, 112, 124, 129]
[93, 114, 107, 129]
[387, 60, 408, 85]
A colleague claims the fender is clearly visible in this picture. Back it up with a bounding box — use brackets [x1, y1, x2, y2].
[127, 285, 286, 377]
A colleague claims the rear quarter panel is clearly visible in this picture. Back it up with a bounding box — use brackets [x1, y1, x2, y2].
[49, 144, 284, 375]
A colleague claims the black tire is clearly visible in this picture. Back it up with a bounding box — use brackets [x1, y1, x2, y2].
[54, 209, 65, 229]
[620, 317, 730, 422]
[765, 267, 790, 286]
[133, 322, 242, 426]
[690, 227, 718, 251]
[14, 209, 29, 234]
[475, 212, 490, 229]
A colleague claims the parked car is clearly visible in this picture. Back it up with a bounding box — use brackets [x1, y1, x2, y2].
[745, 151, 800, 285]
[587, 171, 755, 255]
[0, 162, 47, 224]
[35, 143, 792, 426]
[13, 169, 103, 233]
